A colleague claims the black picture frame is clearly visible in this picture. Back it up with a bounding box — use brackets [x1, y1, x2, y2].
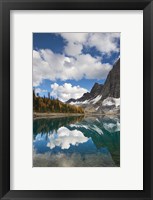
[0, 0, 153, 199]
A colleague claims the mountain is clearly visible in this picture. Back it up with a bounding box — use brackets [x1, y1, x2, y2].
[67, 83, 103, 104]
[67, 58, 120, 114]
[100, 58, 120, 101]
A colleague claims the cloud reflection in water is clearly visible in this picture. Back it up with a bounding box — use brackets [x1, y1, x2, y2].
[47, 126, 89, 149]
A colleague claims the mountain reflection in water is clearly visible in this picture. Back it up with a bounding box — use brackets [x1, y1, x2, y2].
[33, 115, 120, 167]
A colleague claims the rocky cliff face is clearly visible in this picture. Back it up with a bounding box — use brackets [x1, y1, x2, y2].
[90, 83, 103, 97]
[101, 58, 120, 101]
[67, 58, 120, 114]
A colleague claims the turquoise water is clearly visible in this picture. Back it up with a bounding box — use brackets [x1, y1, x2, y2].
[33, 115, 120, 167]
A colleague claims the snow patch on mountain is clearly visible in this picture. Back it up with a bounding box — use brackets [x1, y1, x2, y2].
[90, 95, 102, 104]
[70, 100, 89, 105]
[102, 97, 120, 108]
[69, 95, 102, 106]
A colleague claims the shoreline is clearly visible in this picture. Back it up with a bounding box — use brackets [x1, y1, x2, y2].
[33, 112, 119, 119]
[33, 112, 85, 119]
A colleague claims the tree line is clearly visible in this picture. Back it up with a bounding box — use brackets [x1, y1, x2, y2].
[33, 90, 84, 113]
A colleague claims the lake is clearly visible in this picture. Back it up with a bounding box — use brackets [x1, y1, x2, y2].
[33, 115, 120, 167]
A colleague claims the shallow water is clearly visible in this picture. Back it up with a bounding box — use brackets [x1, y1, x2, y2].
[33, 115, 120, 167]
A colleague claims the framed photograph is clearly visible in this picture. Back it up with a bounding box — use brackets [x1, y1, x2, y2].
[0, 0, 153, 199]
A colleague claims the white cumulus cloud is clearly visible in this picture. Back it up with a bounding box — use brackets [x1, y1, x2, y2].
[60, 33, 88, 43]
[64, 42, 83, 56]
[34, 88, 47, 94]
[59, 32, 120, 56]
[87, 33, 120, 55]
[33, 49, 112, 87]
[50, 83, 88, 102]
[33, 33, 120, 87]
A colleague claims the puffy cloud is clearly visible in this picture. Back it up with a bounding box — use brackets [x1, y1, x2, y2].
[33, 33, 120, 86]
[60, 33, 88, 56]
[87, 33, 120, 54]
[59, 32, 120, 55]
[33, 50, 52, 86]
[64, 42, 83, 56]
[47, 126, 89, 149]
[33, 49, 112, 86]
[50, 83, 88, 102]
[34, 88, 47, 94]
[74, 53, 111, 79]
[60, 33, 88, 43]
[33, 49, 65, 86]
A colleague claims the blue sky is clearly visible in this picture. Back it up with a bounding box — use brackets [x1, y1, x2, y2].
[33, 33, 120, 102]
